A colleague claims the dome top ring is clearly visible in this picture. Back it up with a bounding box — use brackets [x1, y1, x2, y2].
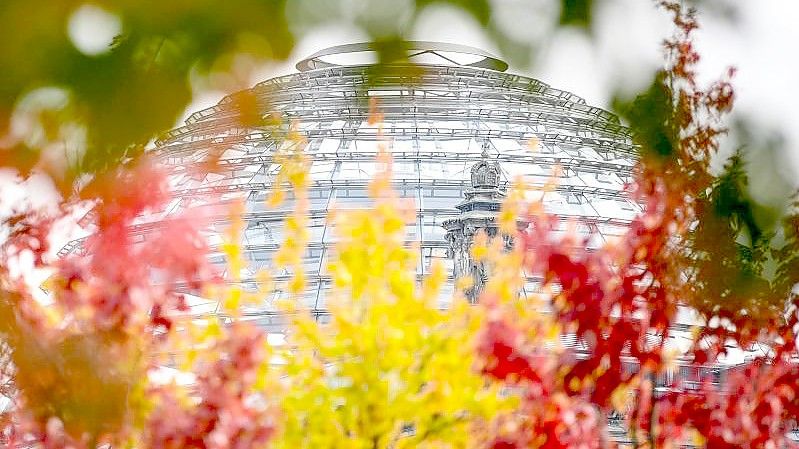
[296, 41, 508, 72]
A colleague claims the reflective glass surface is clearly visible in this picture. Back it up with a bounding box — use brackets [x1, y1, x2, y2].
[66, 63, 639, 332]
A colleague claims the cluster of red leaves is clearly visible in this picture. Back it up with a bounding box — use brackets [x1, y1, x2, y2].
[657, 360, 799, 448]
[0, 158, 275, 448]
[50, 159, 217, 334]
[478, 181, 680, 447]
[478, 313, 603, 448]
[146, 324, 275, 449]
[666, 271, 799, 447]
[478, 2, 799, 448]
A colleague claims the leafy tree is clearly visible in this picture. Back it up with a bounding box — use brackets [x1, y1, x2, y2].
[275, 147, 506, 449]
[0, 1, 798, 449]
[477, 2, 799, 448]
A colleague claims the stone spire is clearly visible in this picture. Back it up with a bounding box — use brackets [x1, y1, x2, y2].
[442, 142, 509, 303]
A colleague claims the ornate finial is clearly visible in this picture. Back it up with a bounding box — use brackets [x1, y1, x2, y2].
[471, 142, 500, 189]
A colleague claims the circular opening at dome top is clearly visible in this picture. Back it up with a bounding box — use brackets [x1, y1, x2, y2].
[296, 41, 508, 73]
[315, 50, 378, 67]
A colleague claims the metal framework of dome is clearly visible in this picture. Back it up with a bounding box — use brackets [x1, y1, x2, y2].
[62, 41, 643, 331]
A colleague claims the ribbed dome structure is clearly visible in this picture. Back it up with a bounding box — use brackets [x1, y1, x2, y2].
[61, 42, 640, 331]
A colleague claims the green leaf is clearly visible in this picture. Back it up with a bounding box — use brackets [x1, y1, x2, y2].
[559, 0, 594, 29]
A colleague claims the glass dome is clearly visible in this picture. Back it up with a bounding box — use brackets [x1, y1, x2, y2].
[62, 42, 640, 333]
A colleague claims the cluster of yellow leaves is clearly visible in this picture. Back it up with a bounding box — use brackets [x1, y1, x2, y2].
[277, 203, 506, 449]
[272, 114, 509, 449]
[270, 124, 312, 297]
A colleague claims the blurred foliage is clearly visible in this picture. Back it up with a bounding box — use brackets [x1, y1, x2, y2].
[612, 1, 799, 329]
[688, 149, 799, 326]
[612, 72, 678, 161]
[612, 65, 798, 325]
[0, 0, 641, 196]
[1, 0, 294, 191]
[559, 0, 593, 28]
[690, 153, 776, 315]
[11, 330, 136, 443]
[0, 0, 542, 195]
